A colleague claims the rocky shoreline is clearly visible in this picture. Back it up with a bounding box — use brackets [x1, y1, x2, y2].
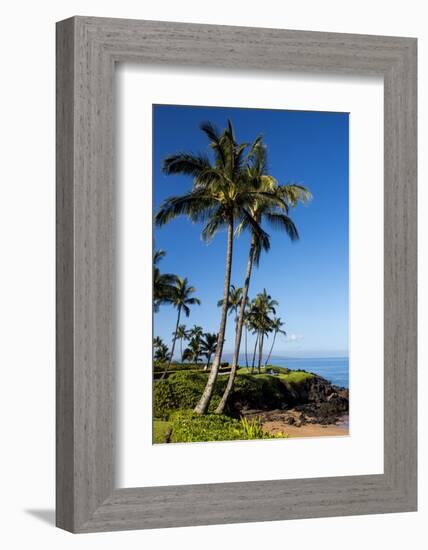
[238, 372, 349, 434]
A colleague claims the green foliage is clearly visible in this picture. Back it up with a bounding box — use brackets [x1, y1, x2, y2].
[168, 410, 277, 443]
[240, 416, 267, 439]
[153, 367, 316, 420]
[153, 371, 226, 419]
[169, 410, 245, 442]
[153, 420, 172, 443]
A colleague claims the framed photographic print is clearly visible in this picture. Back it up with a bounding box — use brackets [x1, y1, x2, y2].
[56, 16, 417, 532]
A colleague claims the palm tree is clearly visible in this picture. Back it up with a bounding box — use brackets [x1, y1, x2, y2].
[243, 309, 250, 369]
[264, 317, 287, 366]
[183, 337, 203, 365]
[252, 289, 278, 372]
[162, 277, 200, 378]
[188, 324, 203, 342]
[154, 342, 171, 365]
[215, 141, 311, 413]
[200, 332, 218, 371]
[153, 249, 177, 312]
[254, 288, 278, 373]
[153, 336, 163, 348]
[156, 120, 273, 415]
[174, 324, 189, 363]
[246, 301, 260, 373]
[218, 284, 243, 336]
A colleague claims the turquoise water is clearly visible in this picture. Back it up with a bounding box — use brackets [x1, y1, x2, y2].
[268, 356, 349, 388]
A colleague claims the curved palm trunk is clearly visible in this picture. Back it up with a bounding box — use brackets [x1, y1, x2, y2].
[180, 338, 184, 363]
[161, 306, 181, 379]
[194, 219, 234, 414]
[215, 239, 255, 414]
[264, 330, 277, 367]
[257, 332, 264, 373]
[251, 333, 259, 373]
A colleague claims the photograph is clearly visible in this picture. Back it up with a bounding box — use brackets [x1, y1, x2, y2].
[152, 103, 349, 444]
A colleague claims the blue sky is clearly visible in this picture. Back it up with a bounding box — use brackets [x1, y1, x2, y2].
[153, 104, 349, 358]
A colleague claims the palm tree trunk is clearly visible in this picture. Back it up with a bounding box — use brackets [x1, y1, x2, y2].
[204, 352, 212, 372]
[162, 306, 181, 379]
[245, 326, 249, 368]
[215, 239, 255, 414]
[257, 332, 264, 373]
[194, 218, 234, 414]
[180, 338, 183, 363]
[251, 333, 259, 374]
[265, 330, 277, 367]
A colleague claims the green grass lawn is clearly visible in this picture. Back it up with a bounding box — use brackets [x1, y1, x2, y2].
[236, 366, 313, 385]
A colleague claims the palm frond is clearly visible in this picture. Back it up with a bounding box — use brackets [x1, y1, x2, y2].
[155, 191, 217, 226]
[162, 152, 211, 177]
[265, 212, 299, 241]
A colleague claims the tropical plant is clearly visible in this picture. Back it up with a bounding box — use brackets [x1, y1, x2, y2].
[156, 120, 274, 414]
[215, 139, 311, 413]
[264, 317, 287, 366]
[153, 336, 163, 351]
[154, 342, 171, 365]
[240, 416, 266, 439]
[182, 337, 203, 365]
[200, 332, 218, 371]
[217, 284, 243, 336]
[162, 277, 200, 379]
[174, 324, 190, 363]
[252, 290, 278, 372]
[188, 324, 204, 342]
[153, 249, 178, 312]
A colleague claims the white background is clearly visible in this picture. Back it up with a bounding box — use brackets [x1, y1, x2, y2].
[118, 67, 384, 487]
[0, 1, 425, 549]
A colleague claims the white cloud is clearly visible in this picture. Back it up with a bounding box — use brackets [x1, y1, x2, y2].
[285, 333, 303, 343]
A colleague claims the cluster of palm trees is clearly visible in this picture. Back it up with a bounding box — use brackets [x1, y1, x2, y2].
[153, 325, 218, 373]
[155, 119, 311, 415]
[153, 250, 202, 378]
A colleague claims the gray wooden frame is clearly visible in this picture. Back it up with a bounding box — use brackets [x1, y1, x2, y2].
[56, 16, 417, 533]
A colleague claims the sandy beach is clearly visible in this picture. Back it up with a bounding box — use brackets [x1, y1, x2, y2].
[243, 409, 349, 439]
[263, 420, 349, 438]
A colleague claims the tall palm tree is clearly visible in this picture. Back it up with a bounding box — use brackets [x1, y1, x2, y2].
[241, 300, 251, 369]
[215, 142, 311, 413]
[174, 324, 189, 363]
[264, 316, 287, 366]
[162, 277, 200, 379]
[156, 120, 273, 415]
[153, 249, 178, 312]
[253, 289, 278, 372]
[218, 284, 243, 336]
[200, 332, 218, 371]
[183, 337, 203, 365]
[246, 300, 260, 373]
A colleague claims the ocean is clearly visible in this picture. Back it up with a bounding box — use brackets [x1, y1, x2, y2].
[222, 354, 350, 388]
[268, 356, 349, 388]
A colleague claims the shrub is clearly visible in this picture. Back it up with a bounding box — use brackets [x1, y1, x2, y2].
[169, 410, 245, 442]
[153, 371, 227, 419]
[240, 416, 267, 439]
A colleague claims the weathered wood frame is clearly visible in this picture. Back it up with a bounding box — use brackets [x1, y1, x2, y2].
[56, 16, 417, 533]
